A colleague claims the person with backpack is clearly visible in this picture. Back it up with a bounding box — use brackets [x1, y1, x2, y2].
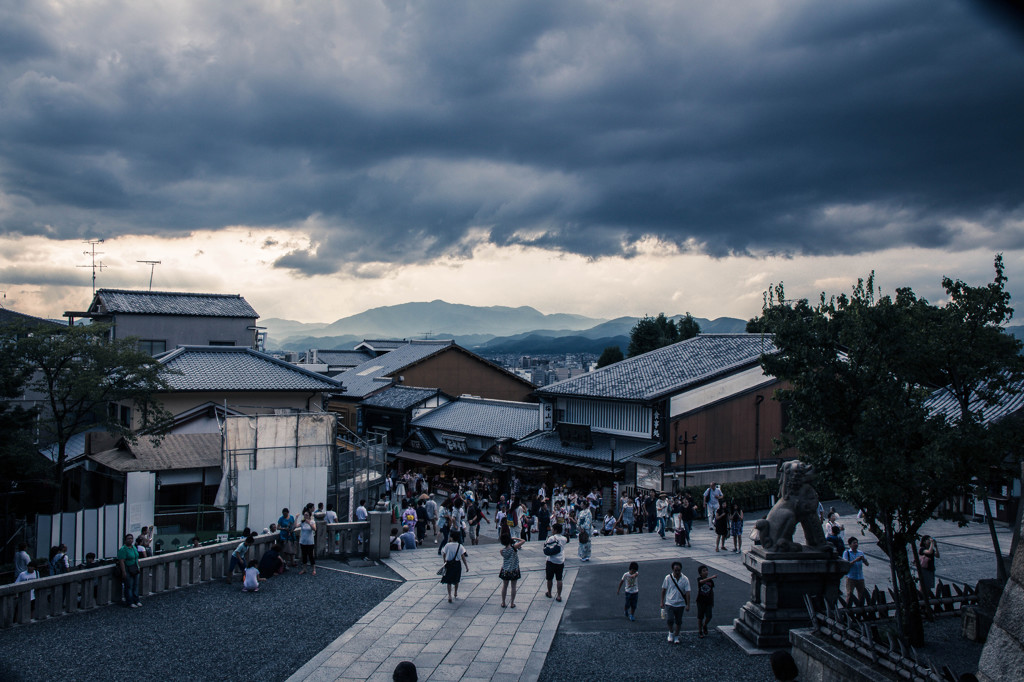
[543, 523, 569, 602]
[704, 482, 723, 531]
[50, 544, 70, 575]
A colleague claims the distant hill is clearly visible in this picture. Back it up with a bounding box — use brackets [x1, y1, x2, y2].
[263, 301, 748, 354]
[476, 334, 631, 356]
[275, 334, 363, 351]
[314, 300, 602, 339]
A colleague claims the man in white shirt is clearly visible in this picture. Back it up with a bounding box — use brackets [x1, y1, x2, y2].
[825, 512, 845, 542]
[324, 504, 339, 524]
[656, 494, 670, 539]
[354, 500, 369, 545]
[704, 482, 722, 530]
[543, 523, 569, 602]
[14, 543, 31, 576]
[660, 561, 691, 644]
[425, 497, 439, 543]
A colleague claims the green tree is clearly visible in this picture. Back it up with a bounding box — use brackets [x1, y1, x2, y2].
[0, 332, 53, 517]
[628, 313, 680, 357]
[677, 312, 701, 340]
[753, 258, 1021, 645]
[13, 323, 174, 512]
[923, 255, 1023, 580]
[596, 345, 624, 368]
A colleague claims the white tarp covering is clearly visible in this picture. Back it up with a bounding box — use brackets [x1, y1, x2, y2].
[35, 503, 125, 563]
[237, 467, 328, 532]
[221, 413, 336, 524]
[223, 413, 335, 470]
[126, 471, 156, 536]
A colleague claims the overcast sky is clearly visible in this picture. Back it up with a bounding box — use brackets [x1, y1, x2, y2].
[1, 1, 1023, 324]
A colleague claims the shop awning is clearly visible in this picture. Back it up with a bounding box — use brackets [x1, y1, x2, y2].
[393, 450, 451, 467]
[444, 460, 493, 474]
[506, 450, 618, 474]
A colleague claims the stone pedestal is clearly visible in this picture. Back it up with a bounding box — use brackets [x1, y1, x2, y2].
[734, 546, 849, 648]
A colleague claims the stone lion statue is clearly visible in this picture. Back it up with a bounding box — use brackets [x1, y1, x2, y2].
[752, 460, 829, 553]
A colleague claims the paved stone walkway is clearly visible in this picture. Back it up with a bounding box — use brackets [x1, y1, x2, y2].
[287, 507, 1013, 682]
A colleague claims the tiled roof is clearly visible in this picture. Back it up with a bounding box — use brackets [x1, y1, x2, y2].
[362, 386, 442, 410]
[538, 334, 777, 402]
[337, 341, 454, 397]
[91, 289, 259, 318]
[90, 433, 222, 472]
[513, 431, 663, 464]
[306, 350, 374, 367]
[411, 397, 542, 440]
[40, 427, 105, 463]
[157, 346, 342, 392]
[354, 339, 413, 352]
[412, 428, 440, 451]
[0, 308, 65, 330]
[926, 376, 1024, 426]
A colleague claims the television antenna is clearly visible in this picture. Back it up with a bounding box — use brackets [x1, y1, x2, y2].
[137, 260, 161, 291]
[419, 330, 434, 340]
[77, 239, 106, 294]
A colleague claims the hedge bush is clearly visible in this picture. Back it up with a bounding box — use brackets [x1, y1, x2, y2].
[679, 478, 780, 512]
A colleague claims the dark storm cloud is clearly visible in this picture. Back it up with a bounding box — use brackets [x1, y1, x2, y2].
[0, 0, 1022, 275]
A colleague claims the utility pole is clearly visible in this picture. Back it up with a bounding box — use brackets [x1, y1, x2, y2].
[137, 260, 161, 291]
[78, 239, 106, 294]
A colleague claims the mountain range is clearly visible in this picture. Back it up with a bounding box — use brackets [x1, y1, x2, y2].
[264, 300, 749, 355]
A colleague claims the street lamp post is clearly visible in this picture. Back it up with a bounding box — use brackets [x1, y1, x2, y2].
[678, 431, 697, 488]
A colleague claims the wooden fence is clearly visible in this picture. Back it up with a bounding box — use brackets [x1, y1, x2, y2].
[801, 580, 979, 682]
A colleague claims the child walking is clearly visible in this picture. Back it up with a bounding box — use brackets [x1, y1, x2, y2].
[616, 561, 640, 621]
[730, 503, 744, 553]
[696, 564, 718, 638]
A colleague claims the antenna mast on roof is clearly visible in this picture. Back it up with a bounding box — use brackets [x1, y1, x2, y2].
[137, 260, 161, 291]
[77, 239, 106, 294]
[419, 330, 434, 340]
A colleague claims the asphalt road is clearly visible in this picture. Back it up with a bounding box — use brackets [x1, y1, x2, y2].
[560, 557, 749, 633]
[541, 558, 774, 682]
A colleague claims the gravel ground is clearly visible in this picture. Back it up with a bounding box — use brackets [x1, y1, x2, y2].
[906, 616, 985, 677]
[0, 560, 401, 682]
[539, 631, 777, 682]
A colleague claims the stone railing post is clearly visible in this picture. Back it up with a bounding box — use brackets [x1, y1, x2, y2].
[368, 511, 390, 560]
